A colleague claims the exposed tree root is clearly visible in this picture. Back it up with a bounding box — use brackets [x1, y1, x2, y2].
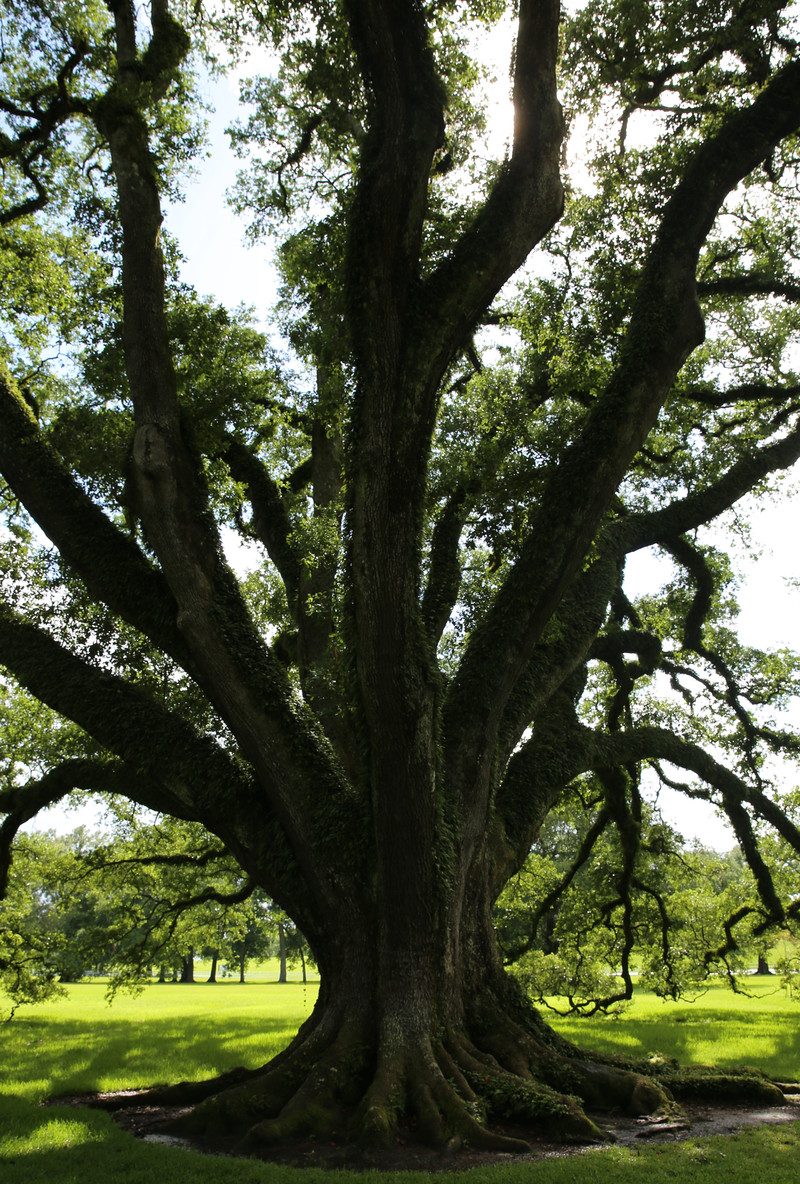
[656, 1066, 788, 1106]
[159, 1005, 684, 1154]
[84, 990, 788, 1159]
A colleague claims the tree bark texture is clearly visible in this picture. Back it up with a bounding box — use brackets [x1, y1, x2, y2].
[161, 858, 783, 1153]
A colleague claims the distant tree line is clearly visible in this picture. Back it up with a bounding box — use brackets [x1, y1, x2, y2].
[4, 794, 797, 1021]
[0, 815, 315, 1019]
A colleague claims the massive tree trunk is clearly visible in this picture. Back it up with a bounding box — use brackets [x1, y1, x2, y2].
[170, 860, 671, 1152]
[160, 845, 784, 1154]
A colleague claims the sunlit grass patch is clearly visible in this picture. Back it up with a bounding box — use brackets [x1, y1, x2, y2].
[0, 981, 319, 1100]
[2, 1111, 106, 1157]
[2, 978, 800, 1184]
[547, 980, 800, 1082]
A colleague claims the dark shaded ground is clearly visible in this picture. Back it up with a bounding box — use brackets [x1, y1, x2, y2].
[47, 1087, 800, 1172]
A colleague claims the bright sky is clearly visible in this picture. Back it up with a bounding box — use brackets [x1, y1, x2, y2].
[164, 70, 278, 311]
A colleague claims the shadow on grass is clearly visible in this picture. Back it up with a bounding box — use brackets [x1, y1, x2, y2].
[552, 1007, 800, 1080]
[0, 1100, 280, 1184]
[2, 1010, 304, 1100]
[0, 1090, 114, 1141]
[4, 1101, 800, 1184]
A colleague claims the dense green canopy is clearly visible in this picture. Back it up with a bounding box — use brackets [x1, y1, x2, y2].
[2, 0, 800, 1156]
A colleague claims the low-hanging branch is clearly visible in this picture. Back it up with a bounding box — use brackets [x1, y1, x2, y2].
[0, 757, 137, 894]
[594, 726, 800, 924]
[500, 805, 612, 966]
[0, 601, 302, 893]
[665, 534, 765, 781]
[80, 844, 232, 874]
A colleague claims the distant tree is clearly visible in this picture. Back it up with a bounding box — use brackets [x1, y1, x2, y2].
[224, 894, 273, 984]
[178, 949, 196, 983]
[203, 941, 221, 983]
[0, 832, 67, 1019]
[75, 814, 262, 993]
[278, 922, 287, 982]
[0, 819, 301, 1000]
[283, 916, 317, 984]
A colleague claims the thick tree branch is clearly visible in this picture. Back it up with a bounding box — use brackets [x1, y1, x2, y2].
[415, 0, 565, 384]
[92, 16, 358, 909]
[0, 601, 330, 935]
[614, 415, 800, 554]
[698, 274, 800, 303]
[678, 381, 800, 409]
[0, 363, 193, 671]
[223, 438, 302, 604]
[295, 355, 346, 715]
[491, 677, 596, 892]
[446, 56, 800, 790]
[345, 0, 446, 351]
[0, 601, 265, 852]
[496, 547, 625, 770]
[342, 0, 460, 970]
[590, 630, 663, 672]
[421, 482, 479, 646]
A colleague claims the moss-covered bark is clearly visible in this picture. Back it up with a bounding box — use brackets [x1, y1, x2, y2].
[118, 915, 784, 1158]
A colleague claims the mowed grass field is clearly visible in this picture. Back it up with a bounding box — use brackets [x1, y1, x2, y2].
[549, 983, 800, 1081]
[2, 976, 800, 1184]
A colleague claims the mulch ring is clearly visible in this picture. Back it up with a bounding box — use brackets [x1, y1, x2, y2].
[46, 1088, 800, 1172]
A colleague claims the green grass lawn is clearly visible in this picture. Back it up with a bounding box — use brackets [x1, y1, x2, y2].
[547, 981, 800, 1081]
[2, 979, 320, 1098]
[2, 978, 800, 1184]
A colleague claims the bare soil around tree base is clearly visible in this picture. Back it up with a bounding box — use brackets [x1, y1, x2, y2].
[47, 1089, 800, 1172]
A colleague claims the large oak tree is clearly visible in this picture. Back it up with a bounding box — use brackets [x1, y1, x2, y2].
[2, 0, 800, 1154]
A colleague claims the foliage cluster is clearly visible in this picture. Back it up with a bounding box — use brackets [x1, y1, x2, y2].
[0, 820, 313, 1019]
[496, 785, 800, 1014]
